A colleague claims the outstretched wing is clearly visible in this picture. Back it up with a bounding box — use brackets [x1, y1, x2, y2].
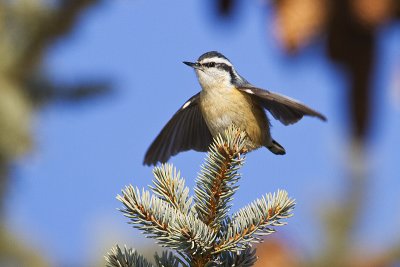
[143, 93, 213, 165]
[238, 86, 326, 125]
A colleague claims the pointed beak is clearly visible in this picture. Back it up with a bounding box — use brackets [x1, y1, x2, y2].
[183, 61, 200, 69]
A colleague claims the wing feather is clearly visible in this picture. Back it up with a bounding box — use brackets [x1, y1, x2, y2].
[143, 93, 213, 165]
[238, 86, 326, 125]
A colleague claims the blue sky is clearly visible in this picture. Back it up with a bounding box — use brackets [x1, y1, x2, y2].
[6, 1, 400, 266]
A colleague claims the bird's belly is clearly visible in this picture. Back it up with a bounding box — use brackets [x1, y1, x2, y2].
[200, 89, 269, 150]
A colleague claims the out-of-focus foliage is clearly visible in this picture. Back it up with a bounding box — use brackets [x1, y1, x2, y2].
[211, 1, 400, 266]
[253, 238, 400, 267]
[0, 226, 50, 267]
[0, 0, 110, 166]
[0, 0, 109, 199]
[272, 1, 400, 266]
[216, 0, 399, 139]
[253, 239, 298, 267]
[273, 0, 400, 139]
[0, 0, 108, 266]
[274, 0, 328, 52]
[0, 80, 31, 162]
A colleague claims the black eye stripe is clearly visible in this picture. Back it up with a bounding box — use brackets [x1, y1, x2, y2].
[202, 62, 215, 68]
[217, 63, 232, 72]
[202, 62, 231, 71]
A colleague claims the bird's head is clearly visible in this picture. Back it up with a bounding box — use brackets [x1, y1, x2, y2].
[183, 51, 246, 90]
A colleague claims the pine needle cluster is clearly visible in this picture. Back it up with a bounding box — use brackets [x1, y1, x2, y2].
[105, 126, 295, 267]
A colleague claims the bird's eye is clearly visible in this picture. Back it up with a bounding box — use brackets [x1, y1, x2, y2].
[208, 62, 215, 67]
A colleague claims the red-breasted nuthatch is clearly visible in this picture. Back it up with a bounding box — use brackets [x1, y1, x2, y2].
[144, 51, 326, 165]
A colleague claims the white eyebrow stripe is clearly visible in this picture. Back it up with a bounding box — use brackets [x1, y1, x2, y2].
[200, 57, 232, 66]
[244, 89, 254, 94]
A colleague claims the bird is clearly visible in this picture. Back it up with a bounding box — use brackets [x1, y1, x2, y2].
[143, 51, 326, 165]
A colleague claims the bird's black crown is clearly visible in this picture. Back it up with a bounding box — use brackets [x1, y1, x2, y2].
[198, 51, 229, 62]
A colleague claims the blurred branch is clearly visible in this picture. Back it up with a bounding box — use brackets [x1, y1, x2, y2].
[0, 0, 109, 265]
[326, 0, 375, 140]
[25, 77, 112, 106]
[0, 0, 111, 202]
[207, 0, 400, 265]
[16, 0, 101, 76]
[216, 0, 235, 17]
[381, 243, 400, 267]
[311, 140, 367, 267]
[0, 225, 50, 267]
[0, 159, 7, 221]
[272, 0, 399, 139]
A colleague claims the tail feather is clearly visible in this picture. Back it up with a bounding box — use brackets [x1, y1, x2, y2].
[267, 139, 286, 155]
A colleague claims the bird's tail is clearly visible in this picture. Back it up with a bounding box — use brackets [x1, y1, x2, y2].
[267, 139, 286, 155]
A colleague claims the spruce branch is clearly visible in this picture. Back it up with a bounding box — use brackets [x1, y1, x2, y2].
[154, 250, 186, 267]
[214, 246, 258, 267]
[18, 0, 101, 72]
[215, 190, 295, 253]
[110, 125, 295, 266]
[194, 125, 247, 230]
[117, 186, 216, 254]
[150, 164, 193, 215]
[105, 245, 152, 267]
